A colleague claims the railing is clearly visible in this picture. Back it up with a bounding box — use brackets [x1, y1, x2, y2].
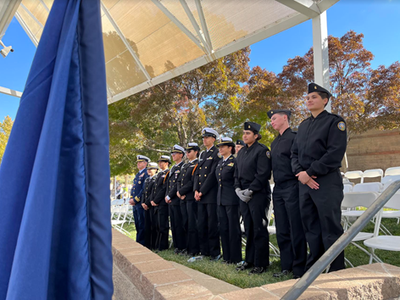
[282, 180, 400, 300]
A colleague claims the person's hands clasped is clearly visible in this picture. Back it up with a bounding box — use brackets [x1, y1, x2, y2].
[151, 200, 158, 207]
[296, 171, 319, 189]
[142, 203, 148, 210]
[235, 188, 252, 203]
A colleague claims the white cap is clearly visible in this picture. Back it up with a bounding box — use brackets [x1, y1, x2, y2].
[201, 127, 219, 139]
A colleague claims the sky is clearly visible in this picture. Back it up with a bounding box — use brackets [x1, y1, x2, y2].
[1, 0, 399, 122]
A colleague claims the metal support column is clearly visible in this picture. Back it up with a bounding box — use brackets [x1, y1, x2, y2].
[312, 11, 330, 112]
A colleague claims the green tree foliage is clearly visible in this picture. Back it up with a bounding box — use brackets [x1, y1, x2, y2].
[277, 31, 400, 137]
[0, 116, 13, 165]
[109, 48, 251, 176]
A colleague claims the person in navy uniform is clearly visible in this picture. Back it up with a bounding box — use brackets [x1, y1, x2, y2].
[235, 140, 245, 154]
[268, 109, 307, 279]
[291, 83, 347, 272]
[129, 155, 150, 245]
[165, 145, 186, 254]
[193, 128, 221, 260]
[141, 162, 159, 250]
[177, 143, 201, 257]
[215, 137, 242, 264]
[151, 155, 171, 251]
[235, 121, 271, 275]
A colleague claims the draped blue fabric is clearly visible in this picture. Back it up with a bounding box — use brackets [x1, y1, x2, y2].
[0, 0, 113, 299]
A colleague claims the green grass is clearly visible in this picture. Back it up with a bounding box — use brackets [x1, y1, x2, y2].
[120, 218, 400, 289]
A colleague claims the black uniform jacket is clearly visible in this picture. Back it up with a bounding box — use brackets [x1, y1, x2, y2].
[193, 146, 219, 203]
[234, 141, 271, 193]
[152, 169, 170, 206]
[166, 161, 184, 205]
[271, 128, 298, 188]
[216, 155, 240, 206]
[291, 110, 347, 177]
[141, 175, 156, 207]
[177, 159, 198, 201]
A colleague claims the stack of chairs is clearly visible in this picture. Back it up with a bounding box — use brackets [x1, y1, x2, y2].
[342, 166, 400, 264]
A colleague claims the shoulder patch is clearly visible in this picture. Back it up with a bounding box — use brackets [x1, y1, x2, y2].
[266, 151, 271, 158]
[337, 121, 346, 131]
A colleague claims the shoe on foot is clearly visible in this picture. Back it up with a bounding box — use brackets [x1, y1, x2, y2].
[248, 266, 267, 275]
[273, 270, 292, 278]
[179, 249, 188, 256]
[236, 261, 253, 271]
[293, 274, 301, 279]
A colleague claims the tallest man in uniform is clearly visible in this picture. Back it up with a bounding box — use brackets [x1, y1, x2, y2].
[291, 83, 347, 272]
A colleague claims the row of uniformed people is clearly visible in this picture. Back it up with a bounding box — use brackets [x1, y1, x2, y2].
[130, 82, 347, 277]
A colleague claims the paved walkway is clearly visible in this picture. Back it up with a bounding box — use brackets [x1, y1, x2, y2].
[170, 261, 241, 295]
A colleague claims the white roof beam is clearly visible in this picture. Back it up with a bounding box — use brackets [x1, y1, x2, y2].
[179, 0, 212, 55]
[194, 0, 213, 53]
[38, 0, 50, 13]
[275, 0, 320, 18]
[151, 0, 208, 55]
[15, 11, 38, 46]
[0, 86, 22, 98]
[315, 0, 340, 13]
[100, 2, 152, 81]
[0, 0, 22, 39]
[20, 3, 44, 29]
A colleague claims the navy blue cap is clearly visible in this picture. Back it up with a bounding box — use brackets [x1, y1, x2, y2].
[267, 109, 291, 119]
[308, 83, 332, 99]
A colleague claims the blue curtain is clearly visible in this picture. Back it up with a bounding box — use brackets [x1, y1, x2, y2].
[0, 0, 113, 299]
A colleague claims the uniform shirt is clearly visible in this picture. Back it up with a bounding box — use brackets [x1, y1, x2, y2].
[152, 169, 170, 206]
[193, 146, 219, 203]
[216, 155, 239, 206]
[234, 141, 271, 192]
[131, 168, 149, 202]
[165, 161, 184, 205]
[291, 110, 347, 177]
[271, 127, 297, 188]
[141, 175, 157, 207]
[177, 159, 198, 201]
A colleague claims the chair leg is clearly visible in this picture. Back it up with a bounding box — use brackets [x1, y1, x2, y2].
[345, 257, 354, 268]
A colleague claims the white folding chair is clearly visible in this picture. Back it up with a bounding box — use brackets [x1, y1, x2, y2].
[341, 191, 382, 264]
[111, 205, 129, 235]
[363, 169, 384, 182]
[385, 166, 400, 177]
[345, 170, 364, 183]
[264, 201, 280, 257]
[382, 175, 400, 190]
[364, 193, 400, 263]
[353, 182, 383, 193]
[343, 183, 353, 194]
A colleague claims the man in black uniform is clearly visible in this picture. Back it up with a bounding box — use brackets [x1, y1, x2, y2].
[193, 128, 221, 260]
[291, 83, 347, 272]
[268, 109, 307, 279]
[151, 155, 171, 251]
[141, 162, 159, 250]
[235, 122, 271, 274]
[165, 145, 186, 253]
[177, 142, 201, 256]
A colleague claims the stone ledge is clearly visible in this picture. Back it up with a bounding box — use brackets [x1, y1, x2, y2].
[112, 229, 400, 300]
